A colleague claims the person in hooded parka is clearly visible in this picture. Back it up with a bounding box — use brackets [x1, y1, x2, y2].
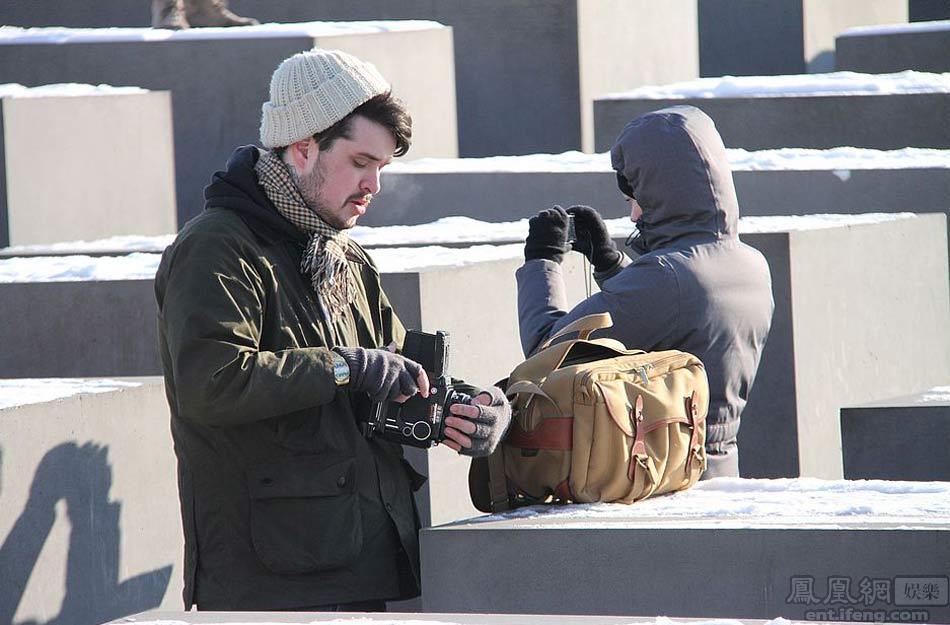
[517, 105, 774, 478]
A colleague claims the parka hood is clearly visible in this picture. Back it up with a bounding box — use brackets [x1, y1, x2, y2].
[610, 106, 739, 252]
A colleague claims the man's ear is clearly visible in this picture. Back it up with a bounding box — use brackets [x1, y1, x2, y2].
[284, 137, 315, 175]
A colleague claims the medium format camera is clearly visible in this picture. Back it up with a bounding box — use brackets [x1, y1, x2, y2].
[362, 330, 477, 448]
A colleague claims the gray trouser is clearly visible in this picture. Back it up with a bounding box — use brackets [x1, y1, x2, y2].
[701, 439, 739, 479]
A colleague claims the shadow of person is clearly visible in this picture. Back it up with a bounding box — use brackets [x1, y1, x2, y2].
[0, 442, 172, 625]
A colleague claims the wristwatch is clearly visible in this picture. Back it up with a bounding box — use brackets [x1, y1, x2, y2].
[331, 352, 350, 386]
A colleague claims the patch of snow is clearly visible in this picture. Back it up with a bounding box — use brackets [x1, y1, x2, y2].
[0, 214, 921, 281]
[599, 70, 950, 100]
[917, 386, 950, 403]
[2, 234, 176, 256]
[0, 253, 162, 283]
[840, 20, 950, 38]
[727, 147, 950, 171]
[0, 21, 444, 45]
[0, 379, 142, 410]
[0, 83, 148, 98]
[459, 478, 950, 529]
[370, 244, 524, 272]
[386, 151, 612, 174]
[384, 148, 950, 174]
[738, 213, 915, 234]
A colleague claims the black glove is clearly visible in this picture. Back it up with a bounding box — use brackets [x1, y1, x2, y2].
[332, 346, 425, 403]
[457, 386, 512, 458]
[566, 205, 621, 273]
[524, 206, 571, 264]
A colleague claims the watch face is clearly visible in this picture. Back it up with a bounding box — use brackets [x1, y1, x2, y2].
[333, 356, 350, 385]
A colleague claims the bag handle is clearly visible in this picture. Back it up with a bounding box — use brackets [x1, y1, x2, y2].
[505, 380, 564, 430]
[538, 312, 613, 352]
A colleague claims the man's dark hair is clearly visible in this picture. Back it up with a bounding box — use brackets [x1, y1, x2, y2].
[313, 92, 412, 157]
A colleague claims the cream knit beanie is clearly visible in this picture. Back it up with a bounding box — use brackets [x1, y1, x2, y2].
[260, 49, 390, 149]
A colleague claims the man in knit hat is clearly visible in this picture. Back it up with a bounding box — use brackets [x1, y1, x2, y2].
[155, 49, 511, 611]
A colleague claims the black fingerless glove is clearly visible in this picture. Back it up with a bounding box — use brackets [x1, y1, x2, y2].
[566, 205, 622, 272]
[524, 206, 571, 264]
[332, 346, 424, 403]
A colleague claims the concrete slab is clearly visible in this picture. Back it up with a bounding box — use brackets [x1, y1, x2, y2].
[836, 21, 950, 73]
[0, 1, 697, 157]
[0, 85, 175, 248]
[104, 612, 805, 624]
[841, 386, 950, 481]
[373, 148, 950, 227]
[0, 23, 457, 225]
[739, 213, 950, 478]
[698, 0, 907, 76]
[0, 377, 180, 625]
[3, 214, 947, 480]
[421, 478, 950, 622]
[593, 73, 950, 152]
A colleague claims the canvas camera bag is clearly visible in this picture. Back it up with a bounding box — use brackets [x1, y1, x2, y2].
[476, 312, 708, 513]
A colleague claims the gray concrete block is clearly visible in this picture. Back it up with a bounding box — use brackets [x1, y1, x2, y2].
[0, 24, 457, 226]
[0, 1, 698, 157]
[0, 377, 180, 625]
[420, 482, 950, 621]
[836, 24, 950, 73]
[0, 87, 176, 248]
[698, 0, 907, 76]
[739, 214, 950, 478]
[373, 151, 950, 228]
[105, 611, 849, 624]
[841, 387, 950, 480]
[910, 0, 950, 21]
[594, 91, 950, 152]
[4, 214, 947, 480]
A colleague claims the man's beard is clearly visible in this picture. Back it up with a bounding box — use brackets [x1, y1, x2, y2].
[291, 159, 340, 228]
[291, 158, 372, 231]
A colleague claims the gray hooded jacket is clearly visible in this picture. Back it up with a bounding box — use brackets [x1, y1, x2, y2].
[516, 106, 773, 477]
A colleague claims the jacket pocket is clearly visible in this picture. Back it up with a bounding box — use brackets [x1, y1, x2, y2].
[246, 455, 362, 574]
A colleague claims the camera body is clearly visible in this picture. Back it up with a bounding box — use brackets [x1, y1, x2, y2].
[566, 213, 577, 245]
[361, 330, 475, 448]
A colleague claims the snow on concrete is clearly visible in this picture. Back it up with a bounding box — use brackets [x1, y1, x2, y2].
[386, 151, 613, 174]
[369, 243, 524, 272]
[386, 147, 950, 174]
[0, 253, 162, 283]
[737, 213, 915, 234]
[0, 83, 148, 98]
[919, 386, 950, 403]
[600, 71, 950, 100]
[0, 21, 444, 45]
[0, 214, 920, 281]
[0, 378, 142, 410]
[130, 617, 793, 625]
[840, 20, 950, 38]
[2, 234, 176, 256]
[459, 477, 950, 530]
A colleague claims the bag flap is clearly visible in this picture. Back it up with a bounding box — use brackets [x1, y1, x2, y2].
[247, 456, 356, 499]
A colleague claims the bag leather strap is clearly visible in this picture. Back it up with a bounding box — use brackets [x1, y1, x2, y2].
[538, 312, 613, 351]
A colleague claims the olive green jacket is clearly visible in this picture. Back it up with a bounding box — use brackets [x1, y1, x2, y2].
[155, 146, 424, 610]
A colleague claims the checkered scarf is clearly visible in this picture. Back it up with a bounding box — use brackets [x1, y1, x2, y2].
[255, 149, 355, 318]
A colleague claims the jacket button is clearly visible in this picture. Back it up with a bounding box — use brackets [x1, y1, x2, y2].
[337, 475, 347, 488]
[385, 502, 393, 511]
[261, 477, 273, 486]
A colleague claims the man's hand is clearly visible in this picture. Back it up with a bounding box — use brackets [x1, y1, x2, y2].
[442, 386, 512, 457]
[524, 206, 571, 264]
[332, 346, 430, 403]
[566, 205, 622, 272]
